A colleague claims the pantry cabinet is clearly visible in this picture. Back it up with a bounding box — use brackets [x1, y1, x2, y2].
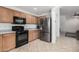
[0, 7, 13, 23]
[0, 35, 2, 52]
[2, 33, 16, 51]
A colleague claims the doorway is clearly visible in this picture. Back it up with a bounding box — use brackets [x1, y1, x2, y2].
[60, 6, 79, 40]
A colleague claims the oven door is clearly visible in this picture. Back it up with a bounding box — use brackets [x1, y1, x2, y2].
[16, 31, 28, 47]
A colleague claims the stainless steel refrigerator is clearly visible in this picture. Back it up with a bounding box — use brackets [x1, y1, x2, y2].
[40, 17, 51, 42]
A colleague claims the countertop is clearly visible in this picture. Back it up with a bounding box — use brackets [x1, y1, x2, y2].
[0, 28, 42, 34]
[0, 30, 15, 34]
[24, 28, 42, 31]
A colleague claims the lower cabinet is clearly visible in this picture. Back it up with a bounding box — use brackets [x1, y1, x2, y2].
[0, 35, 2, 51]
[28, 30, 40, 42]
[0, 33, 16, 52]
[2, 33, 16, 51]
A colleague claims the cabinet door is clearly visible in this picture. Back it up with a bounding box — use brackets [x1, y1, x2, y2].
[28, 30, 33, 42]
[31, 16, 38, 24]
[32, 30, 40, 39]
[13, 11, 26, 18]
[26, 14, 32, 24]
[35, 17, 38, 24]
[0, 35, 2, 52]
[28, 30, 40, 42]
[37, 17, 41, 24]
[0, 7, 13, 23]
[3, 33, 16, 51]
[26, 15, 38, 24]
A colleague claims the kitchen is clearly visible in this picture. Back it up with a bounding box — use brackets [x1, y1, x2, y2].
[0, 6, 52, 52]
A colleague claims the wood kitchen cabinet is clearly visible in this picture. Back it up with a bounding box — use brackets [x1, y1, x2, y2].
[0, 7, 13, 23]
[2, 33, 16, 51]
[31, 16, 38, 24]
[0, 35, 2, 52]
[0, 7, 38, 23]
[13, 10, 26, 18]
[26, 14, 32, 24]
[26, 14, 38, 24]
[28, 30, 40, 42]
[37, 17, 41, 24]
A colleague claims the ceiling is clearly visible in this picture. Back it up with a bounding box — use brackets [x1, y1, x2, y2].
[60, 6, 79, 16]
[5, 6, 53, 16]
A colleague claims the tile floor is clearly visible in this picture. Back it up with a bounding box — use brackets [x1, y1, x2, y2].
[10, 36, 79, 52]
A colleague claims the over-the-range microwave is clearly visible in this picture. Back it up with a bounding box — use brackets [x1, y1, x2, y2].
[13, 16, 26, 24]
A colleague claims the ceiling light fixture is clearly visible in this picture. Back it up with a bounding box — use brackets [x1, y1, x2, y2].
[33, 8, 37, 10]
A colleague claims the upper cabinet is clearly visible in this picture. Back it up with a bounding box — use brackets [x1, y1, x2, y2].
[0, 7, 39, 24]
[25, 14, 31, 23]
[37, 17, 41, 24]
[0, 7, 13, 23]
[37, 16, 47, 24]
[13, 10, 26, 18]
[26, 14, 38, 24]
[30, 16, 38, 24]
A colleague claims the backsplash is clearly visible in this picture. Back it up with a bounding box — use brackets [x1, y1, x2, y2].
[24, 24, 37, 29]
[0, 23, 12, 31]
[0, 23, 37, 31]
